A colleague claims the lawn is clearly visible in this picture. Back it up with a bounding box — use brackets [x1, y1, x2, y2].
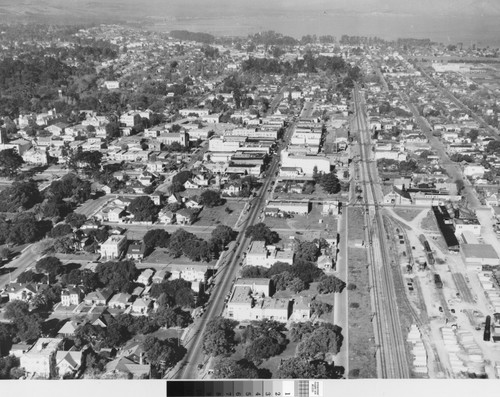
[195, 200, 246, 228]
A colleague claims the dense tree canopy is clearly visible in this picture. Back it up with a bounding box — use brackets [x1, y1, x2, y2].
[318, 172, 341, 194]
[95, 260, 138, 293]
[143, 336, 186, 369]
[0, 180, 42, 212]
[127, 196, 158, 222]
[245, 223, 279, 245]
[143, 229, 170, 253]
[45, 173, 91, 204]
[0, 149, 24, 178]
[199, 190, 223, 208]
[202, 317, 238, 357]
[277, 357, 332, 379]
[213, 357, 259, 379]
[211, 225, 236, 249]
[65, 212, 87, 229]
[35, 256, 62, 278]
[317, 275, 346, 294]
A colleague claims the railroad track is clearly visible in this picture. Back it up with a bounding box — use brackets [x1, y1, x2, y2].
[387, 216, 448, 377]
[353, 87, 410, 378]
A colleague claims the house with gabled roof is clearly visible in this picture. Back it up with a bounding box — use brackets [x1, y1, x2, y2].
[183, 179, 199, 189]
[5, 283, 38, 302]
[108, 292, 132, 310]
[56, 349, 83, 377]
[167, 193, 183, 205]
[176, 208, 195, 225]
[84, 289, 113, 306]
[104, 356, 150, 379]
[131, 297, 153, 315]
[158, 208, 175, 224]
[126, 243, 145, 260]
[57, 319, 84, 338]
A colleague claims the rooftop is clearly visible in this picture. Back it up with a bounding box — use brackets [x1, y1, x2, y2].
[462, 244, 500, 260]
[229, 286, 253, 304]
[25, 338, 61, 356]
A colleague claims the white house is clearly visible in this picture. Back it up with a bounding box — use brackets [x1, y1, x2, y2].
[100, 235, 127, 259]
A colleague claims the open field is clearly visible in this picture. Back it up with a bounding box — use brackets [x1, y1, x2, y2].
[264, 204, 337, 231]
[195, 201, 246, 228]
[392, 208, 425, 223]
[347, 246, 377, 378]
[141, 248, 217, 270]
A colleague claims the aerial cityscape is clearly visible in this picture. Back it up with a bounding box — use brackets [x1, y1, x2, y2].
[1, 0, 500, 384]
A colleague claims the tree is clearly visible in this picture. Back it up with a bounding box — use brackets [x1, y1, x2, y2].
[4, 301, 42, 343]
[143, 229, 170, 253]
[0, 247, 11, 261]
[310, 300, 333, 317]
[172, 170, 192, 186]
[0, 149, 24, 178]
[240, 265, 268, 278]
[69, 150, 103, 174]
[213, 357, 259, 379]
[202, 317, 238, 357]
[168, 228, 197, 258]
[245, 335, 284, 363]
[105, 122, 121, 139]
[295, 241, 321, 262]
[469, 129, 479, 142]
[289, 277, 306, 293]
[0, 355, 20, 379]
[65, 213, 87, 229]
[297, 324, 343, 358]
[35, 256, 62, 279]
[317, 275, 346, 294]
[245, 223, 279, 245]
[211, 225, 236, 249]
[95, 260, 138, 293]
[153, 305, 192, 328]
[291, 261, 324, 284]
[0, 180, 42, 212]
[272, 271, 295, 291]
[143, 336, 186, 369]
[6, 213, 46, 246]
[49, 223, 73, 238]
[82, 349, 107, 377]
[199, 190, 223, 208]
[277, 357, 331, 379]
[319, 172, 341, 194]
[4, 300, 30, 320]
[53, 236, 76, 254]
[290, 321, 317, 342]
[128, 196, 158, 222]
[16, 270, 43, 284]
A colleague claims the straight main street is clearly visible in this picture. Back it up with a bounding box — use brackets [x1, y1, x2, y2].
[169, 149, 282, 379]
[168, 111, 295, 379]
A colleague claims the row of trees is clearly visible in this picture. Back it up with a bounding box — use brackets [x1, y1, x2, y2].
[202, 317, 344, 379]
[142, 225, 236, 262]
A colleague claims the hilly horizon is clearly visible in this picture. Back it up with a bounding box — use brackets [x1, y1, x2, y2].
[0, 0, 498, 44]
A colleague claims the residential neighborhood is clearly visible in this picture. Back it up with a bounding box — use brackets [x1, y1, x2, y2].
[0, 4, 500, 387]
